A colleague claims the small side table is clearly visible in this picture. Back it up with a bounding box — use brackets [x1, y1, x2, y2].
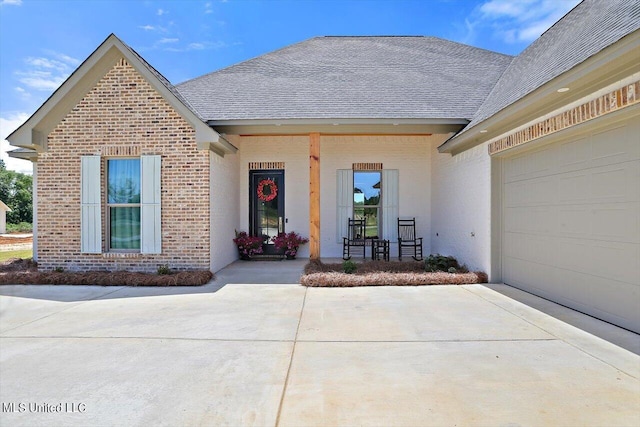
[371, 239, 390, 261]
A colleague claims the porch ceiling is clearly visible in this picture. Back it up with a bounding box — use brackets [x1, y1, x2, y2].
[208, 118, 467, 136]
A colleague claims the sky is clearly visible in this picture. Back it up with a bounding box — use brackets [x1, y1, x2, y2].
[0, 0, 580, 174]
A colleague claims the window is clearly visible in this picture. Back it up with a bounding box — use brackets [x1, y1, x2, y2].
[81, 155, 161, 254]
[107, 159, 141, 250]
[353, 171, 381, 239]
[337, 168, 398, 243]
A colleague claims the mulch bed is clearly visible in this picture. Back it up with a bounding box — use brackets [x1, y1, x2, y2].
[0, 258, 213, 286]
[301, 260, 488, 287]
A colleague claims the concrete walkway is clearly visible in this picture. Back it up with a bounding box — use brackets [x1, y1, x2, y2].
[0, 261, 638, 426]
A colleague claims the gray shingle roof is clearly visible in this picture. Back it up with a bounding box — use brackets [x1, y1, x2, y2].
[176, 36, 513, 121]
[458, 0, 640, 136]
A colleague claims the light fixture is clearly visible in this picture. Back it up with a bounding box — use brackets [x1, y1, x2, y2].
[557, 87, 570, 93]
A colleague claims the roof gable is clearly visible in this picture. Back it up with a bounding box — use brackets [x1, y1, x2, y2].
[176, 36, 513, 122]
[8, 34, 235, 155]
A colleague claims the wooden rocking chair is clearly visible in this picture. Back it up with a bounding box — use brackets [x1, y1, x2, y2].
[398, 218, 423, 261]
[342, 218, 367, 260]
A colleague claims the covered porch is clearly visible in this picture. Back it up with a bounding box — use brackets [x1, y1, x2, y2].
[211, 120, 466, 270]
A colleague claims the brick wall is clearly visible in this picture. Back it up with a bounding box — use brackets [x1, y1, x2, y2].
[38, 57, 210, 272]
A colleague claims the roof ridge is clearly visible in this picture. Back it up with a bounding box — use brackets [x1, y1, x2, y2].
[321, 35, 426, 38]
[177, 36, 321, 87]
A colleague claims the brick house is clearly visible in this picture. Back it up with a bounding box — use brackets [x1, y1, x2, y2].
[8, 0, 640, 332]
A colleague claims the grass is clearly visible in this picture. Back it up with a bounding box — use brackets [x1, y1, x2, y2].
[301, 259, 488, 287]
[0, 249, 33, 262]
[6, 222, 33, 233]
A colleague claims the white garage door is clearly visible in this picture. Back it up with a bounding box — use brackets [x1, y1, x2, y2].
[502, 111, 640, 333]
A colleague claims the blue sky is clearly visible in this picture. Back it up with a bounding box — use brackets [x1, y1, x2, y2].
[0, 0, 580, 173]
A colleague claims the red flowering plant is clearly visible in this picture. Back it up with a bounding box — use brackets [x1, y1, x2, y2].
[271, 231, 309, 258]
[233, 231, 264, 259]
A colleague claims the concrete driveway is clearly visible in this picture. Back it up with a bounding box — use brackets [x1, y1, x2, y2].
[1, 260, 639, 426]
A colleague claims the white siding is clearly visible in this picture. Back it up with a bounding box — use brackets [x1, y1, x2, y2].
[210, 150, 240, 272]
[430, 138, 492, 274]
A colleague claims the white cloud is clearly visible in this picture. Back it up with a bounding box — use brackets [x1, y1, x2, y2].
[158, 37, 179, 44]
[43, 50, 81, 66]
[479, 0, 580, 43]
[25, 57, 69, 72]
[13, 51, 77, 94]
[157, 8, 166, 16]
[0, 113, 33, 175]
[164, 40, 227, 52]
[465, 0, 580, 45]
[0, 0, 22, 6]
[205, 2, 213, 14]
[187, 42, 206, 50]
[139, 24, 156, 31]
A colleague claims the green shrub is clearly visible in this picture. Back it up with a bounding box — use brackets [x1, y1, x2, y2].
[53, 266, 64, 273]
[157, 264, 171, 275]
[6, 222, 32, 233]
[425, 254, 466, 273]
[342, 260, 357, 274]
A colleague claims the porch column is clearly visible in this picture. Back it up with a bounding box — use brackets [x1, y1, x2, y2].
[309, 132, 320, 259]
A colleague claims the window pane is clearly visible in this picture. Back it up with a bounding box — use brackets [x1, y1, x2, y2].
[108, 159, 141, 204]
[353, 207, 379, 238]
[354, 172, 380, 206]
[110, 207, 141, 249]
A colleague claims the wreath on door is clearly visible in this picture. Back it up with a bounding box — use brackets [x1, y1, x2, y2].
[257, 178, 278, 202]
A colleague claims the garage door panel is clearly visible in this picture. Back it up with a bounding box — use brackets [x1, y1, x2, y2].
[504, 206, 555, 234]
[503, 233, 554, 266]
[548, 272, 640, 332]
[586, 280, 640, 329]
[504, 146, 556, 182]
[591, 123, 640, 167]
[556, 239, 639, 283]
[502, 114, 640, 333]
[558, 173, 590, 202]
[557, 206, 590, 236]
[505, 258, 640, 332]
[559, 136, 590, 169]
[591, 167, 628, 200]
[592, 201, 640, 243]
[504, 178, 557, 207]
